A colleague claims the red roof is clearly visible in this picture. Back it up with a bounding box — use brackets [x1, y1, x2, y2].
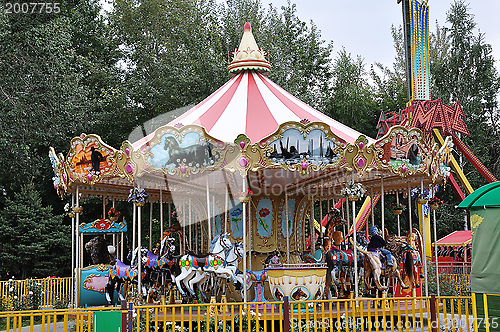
[435, 230, 471, 246]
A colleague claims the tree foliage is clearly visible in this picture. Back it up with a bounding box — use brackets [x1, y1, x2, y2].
[0, 183, 70, 278]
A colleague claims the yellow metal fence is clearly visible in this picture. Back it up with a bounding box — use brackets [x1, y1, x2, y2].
[0, 295, 489, 332]
[0, 277, 71, 309]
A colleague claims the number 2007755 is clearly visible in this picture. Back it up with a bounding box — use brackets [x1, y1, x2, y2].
[4, 3, 61, 14]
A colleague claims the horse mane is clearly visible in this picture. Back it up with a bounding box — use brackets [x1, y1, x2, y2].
[164, 136, 179, 148]
[209, 234, 221, 253]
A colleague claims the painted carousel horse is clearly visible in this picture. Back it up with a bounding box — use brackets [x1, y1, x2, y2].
[326, 231, 365, 298]
[163, 136, 211, 167]
[105, 256, 147, 304]
[385, 230, 422, 289]
[354, 232, 410, 292]
[175, 233, 240, 302]
[198, 241, 251, 301]
[105, 238, 178, 304]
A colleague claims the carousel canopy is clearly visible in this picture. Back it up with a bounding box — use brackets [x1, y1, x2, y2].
[50, 22, 451, 201]
[133, 23, 371, 148]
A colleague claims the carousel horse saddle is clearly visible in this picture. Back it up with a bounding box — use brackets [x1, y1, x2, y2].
[246, 269, 267, 282]
[109, 259, 138, 280]
[368, 249, 388, 268]
[145, 251, 160, 269]
[186, 250, 211, 258]
[302, 249, 325, 264]
[182, 255, 224, 270]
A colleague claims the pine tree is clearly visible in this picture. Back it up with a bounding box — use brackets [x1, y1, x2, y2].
[0, 183, 70, 278]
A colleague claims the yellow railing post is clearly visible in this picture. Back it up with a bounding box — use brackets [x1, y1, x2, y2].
[483, 294, 490, 332]
[472, 293, 478, 332]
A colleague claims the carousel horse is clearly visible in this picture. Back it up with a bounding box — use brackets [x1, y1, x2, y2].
[191, 240, 246, 302]
[354, 233, 410, 292]
[105, 238, 178, 305]
[324, 207, 347, 251]
[326, 231, 365, 297]
[198, 241, 251, 301]
[105, 257, 147, 304]
[174, 233, 240, 302]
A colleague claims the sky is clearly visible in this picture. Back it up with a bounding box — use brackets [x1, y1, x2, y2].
[261, 0, 500, 71]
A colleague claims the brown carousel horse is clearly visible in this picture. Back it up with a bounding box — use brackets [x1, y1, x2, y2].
[384, 229, 421, 290]
[354, 229, 418, 292]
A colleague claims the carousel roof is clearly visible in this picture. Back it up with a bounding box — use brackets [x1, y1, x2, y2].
[132, 23, 372, 148]
[434, 230, 471, 246]
[50, 22, 451, 201]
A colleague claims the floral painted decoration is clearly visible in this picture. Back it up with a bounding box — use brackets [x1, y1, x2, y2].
[128, 187, 149, 204]
[259, 208, 271, 218]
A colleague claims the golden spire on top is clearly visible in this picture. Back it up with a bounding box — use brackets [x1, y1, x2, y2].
[227, 22, 271, 76]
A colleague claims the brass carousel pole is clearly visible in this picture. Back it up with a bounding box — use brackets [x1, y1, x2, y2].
[149, 201, 153, 251]
[75, 186, 80, 307]
[137, 203, 142, 299]
[381, 177, 385, 239]
[408, 182, 412, 234]
[189, 198, 192, 250]
[396, 192, 401, 237]
[71, 193, 75, 308]
[242, 180, 248, 303]
[225, 186, 229, 234]
[160, 189, 163, 240]
[352, 196, 359, 299]
[371, 187, 375, 227]
[433, 197, 440, 296]
[248, 194, 252, 271]
[286, 192, 290, 263]
[206, 177, 211, 242]
[132, 202, 136, 253]
[310, 194, 315, 253]
[319, 195, 323, 247]
[345, 195, 350, 246]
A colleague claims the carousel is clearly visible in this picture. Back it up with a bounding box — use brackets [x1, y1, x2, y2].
[50, 22, 453, 307]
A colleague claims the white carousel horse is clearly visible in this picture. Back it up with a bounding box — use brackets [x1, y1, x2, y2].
[174, 233, 239, 300]
[193, 241, 250, 301]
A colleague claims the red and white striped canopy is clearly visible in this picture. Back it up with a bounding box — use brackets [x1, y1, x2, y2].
[133, 23, 372, 148]
[133, 71, 371, 148]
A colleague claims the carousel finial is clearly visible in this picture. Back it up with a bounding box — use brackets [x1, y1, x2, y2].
[227, 22, 271, 76]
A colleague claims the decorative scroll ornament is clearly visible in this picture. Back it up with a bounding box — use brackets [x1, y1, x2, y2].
[133, 125, 224, 178]
[66, 134, 120, 186]
[49, 147, 68, 196]
[79, 219, 127, 233]
[258, 121, 346, 175]
[372, 126, 436, 178]
[116, 141, 135, 182]
[342, 136, 377, 175]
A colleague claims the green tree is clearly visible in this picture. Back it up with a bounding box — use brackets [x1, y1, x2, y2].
[432, 1, 500, 183]
[323, 48, 378, 137]
[430, 1, 500, 236]
[0, 183, 70, 278]
[370, 25, 408, 122]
